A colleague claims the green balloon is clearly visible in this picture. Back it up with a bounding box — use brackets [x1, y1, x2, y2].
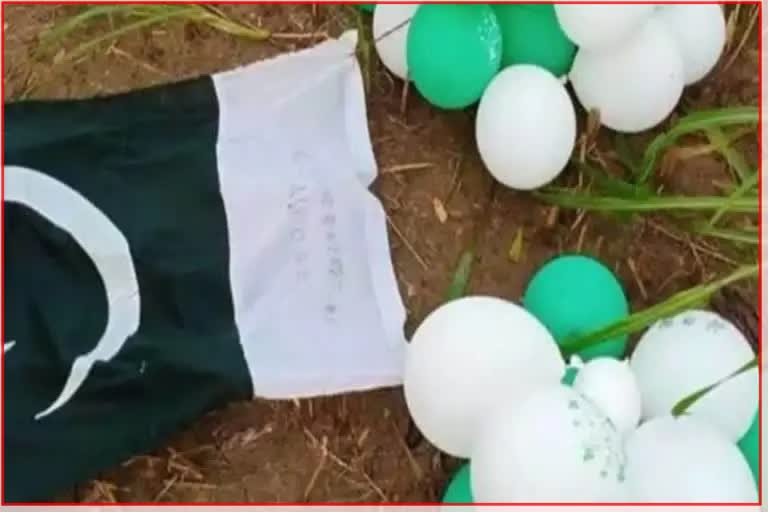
[357, 4, 375, 13]
[561, 366, 579, 386]
[492, 4, 576, 77]
[442, 463, 473, 503]
[738, 411, 760, 485]
[523, 255, 629, 360]
[407, 4, 502, 109]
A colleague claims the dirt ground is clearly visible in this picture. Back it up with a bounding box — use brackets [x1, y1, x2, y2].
[3, 3, 761, 503]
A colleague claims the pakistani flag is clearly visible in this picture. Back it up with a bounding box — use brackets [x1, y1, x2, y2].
[4, 32, 406, 502]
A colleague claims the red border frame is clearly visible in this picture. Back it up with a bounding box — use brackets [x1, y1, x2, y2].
[0, 0, 762, 507]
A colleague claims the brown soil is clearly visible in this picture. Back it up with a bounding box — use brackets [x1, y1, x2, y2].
[3, 3, 760, 503]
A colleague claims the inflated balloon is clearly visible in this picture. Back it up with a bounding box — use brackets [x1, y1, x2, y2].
[630, 310, 758, 441]
[407, 4, 502, 109]
[555, 4, 654, 50]
[570, 18, 684, 133]
[373, 4, 417, 80]
[738, 411, 759, 485]
[573, 358, 641, 437]
[625, 416, 758, 502]
[442, 463, 473, 503]
[762, 372, 766, 499]
[738, 369, 764, 488]
[472, 386, 626, 502]
[476, 65, 575, 190]
[404, 296, 564, 457]
[656, 4, 725, 85]
[523, 255, 629, 360]
[492, 4, 576, 77]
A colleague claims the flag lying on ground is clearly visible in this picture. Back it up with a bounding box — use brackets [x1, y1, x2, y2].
[3, 31, 406, 502]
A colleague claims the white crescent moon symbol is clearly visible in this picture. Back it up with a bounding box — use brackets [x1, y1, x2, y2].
[3, 341, 15, 354]
[4, 165, 141, 419]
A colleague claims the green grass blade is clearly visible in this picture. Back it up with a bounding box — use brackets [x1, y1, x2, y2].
[579, 162, 650, 199]
[196, 6, 271, 40]
[445, 250, 474, 301]
[672, 356, 758, 416]
[613, 133, 641, 176]
[562, 264, 759, 356]
[352, 7, 372, 93]
[61, 9, 197, 60]
[709, 169, 759, 226]
[639, 107, 759, 183]
[37, 5, 140, 54]
[696, 225, 760, 245]
[201, 16, 271, 40]
[39, 4, 269, 61]
[706, 126, 753, 183]
[534, 192, 757, 214]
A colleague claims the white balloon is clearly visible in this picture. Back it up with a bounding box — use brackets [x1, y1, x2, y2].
[472, 386, 627, 502]
[404, 296, 564, 457]
[570, 18, 684, 133]
[761, 370, 766, 500]
[373, 4, 418, 80]
[630, 310, 758, 441]
[476, 65, 576, 190]
[625, 416, 758, 502]
[655, 4, 725, 85]
[555, 4, 654, 49]
[573, 358, 641, 437]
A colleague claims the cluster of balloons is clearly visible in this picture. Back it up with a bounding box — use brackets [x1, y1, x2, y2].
[363, 3, 726, 191]
[403, 254, 760, 503]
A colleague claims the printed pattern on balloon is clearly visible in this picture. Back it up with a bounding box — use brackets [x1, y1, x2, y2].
[657, 313, 729, 334]
[568, 393, 627, 484]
